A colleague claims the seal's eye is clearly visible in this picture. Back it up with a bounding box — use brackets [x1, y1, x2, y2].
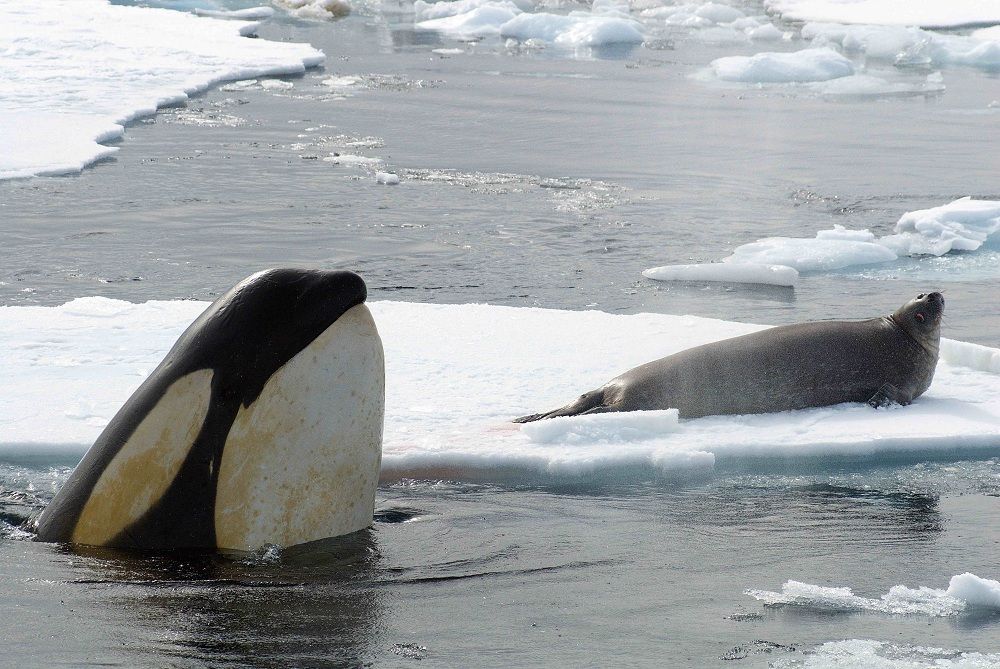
[915, 312, 926, 323]
[917, 293, 925, 299]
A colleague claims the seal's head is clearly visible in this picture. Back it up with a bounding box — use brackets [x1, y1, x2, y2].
[891, 292, 944, 353]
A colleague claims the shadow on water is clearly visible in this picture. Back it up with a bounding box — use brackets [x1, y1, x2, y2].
[60, 531, 385, 668]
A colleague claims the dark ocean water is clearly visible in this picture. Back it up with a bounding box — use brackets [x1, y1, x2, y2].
[2, 2, 1000, 666]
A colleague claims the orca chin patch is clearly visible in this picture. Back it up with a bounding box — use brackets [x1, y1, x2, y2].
[34, 269, 385, 553]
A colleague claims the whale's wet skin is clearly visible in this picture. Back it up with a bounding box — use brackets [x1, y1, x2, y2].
[2, 1, 1000, 667]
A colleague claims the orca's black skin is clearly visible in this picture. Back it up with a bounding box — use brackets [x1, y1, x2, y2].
[35, 269, 367, 550]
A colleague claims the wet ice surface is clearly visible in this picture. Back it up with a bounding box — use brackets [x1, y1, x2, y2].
[2, 0, 1000, 666]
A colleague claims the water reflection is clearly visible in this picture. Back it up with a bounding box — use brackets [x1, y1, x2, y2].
[65, 532, 384, 668]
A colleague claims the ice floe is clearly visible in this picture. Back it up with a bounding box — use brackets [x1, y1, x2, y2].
[645, 198, 1000, 278]
[748, 573, 1000, 616]
[711, 47, 855, 83]
[0, 0, 323, 180]
[3, 299, 1000, 482]
[414, 0, 644, 46]
[192, 6, 276, 20]
[274, 0, 352, 19]
[764, 0, 1000, 29]
[772, 640, 1000, 669]
[805, 22, 1000, 71]
[642, 263, 799, 287]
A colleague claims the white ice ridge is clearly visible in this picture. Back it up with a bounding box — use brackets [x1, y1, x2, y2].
[718, 197, 1000, 273]
[414, 0, 644, 45]
[642, 263, 799, 287]
[748, 573, 1000, 616]
[0, 0, 324, 180]
[3, 299, 1000, 482]
[764, 0, 1000, 29]
[772, 640, 1000, 669]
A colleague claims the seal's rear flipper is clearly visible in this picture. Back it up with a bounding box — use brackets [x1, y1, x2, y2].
[868, 383, 911, 409]
[513, 389, 607, 423]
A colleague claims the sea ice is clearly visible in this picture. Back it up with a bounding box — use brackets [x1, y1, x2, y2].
[713, 198, 1000, 274]
[3, 299, 1000, 482]
[192, 6, 276, 19]
[805, 21, 1000, 71]
[710, 47, 855, 83]
[771, 640, 1000, 669]
[723, 235, 898, 271]
[414, 0, 644, 46]
[0, 0, 323, 180]
[323, 154, 383, 165]
[748, 573, 1000, 616]
[642, 263, 799, 287]
[274, 0, 352, 19]
[764, 0, 1000, 29]
[376, 171, 401, 184]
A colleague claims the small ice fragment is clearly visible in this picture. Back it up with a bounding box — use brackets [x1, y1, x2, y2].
[193, 7, 276, 20]
[323, 154, 382, 166]
[432, 48, 466, 55]
[322, 76, 361, 88]
[642, 263, 799, 287]
[376, 171, 400, 185]
[260, 79, 294, 90]
[220, 79, 259, 91]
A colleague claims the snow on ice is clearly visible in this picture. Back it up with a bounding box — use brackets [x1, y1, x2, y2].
[0, 0, 323, 180]
[2, 299, 999, 482]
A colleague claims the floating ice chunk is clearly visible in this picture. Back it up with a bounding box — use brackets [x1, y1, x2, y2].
[879, 197, 1000, 256]
[432, 47, 466, 54]
[274, 0, 351, 19]
[947, 573, 1000, 609]
[642, 263, 799, 287]
[322, 75, 362, 88]
[260, 79, 294, 90]
[718, 199, 1000, 272]
[694, 2, 744, 23]
[711, 47, 854, 83]
[220, 79, 260, 91]
[783, 640, 1000, 668]
[323, 154, 383, 165]
[415, 0, 520, 20]
[417, 4, 521, 37]
[764, 0, 1000, 29]
[192, 7, 276, 19]
[804, 21, 1000, 70]
[0, 1, 323, 180]
[748, 23, 783, 41]
[520, 410, 681, 444]
[749, 574, 1000, 616]
[500, 12, 645, 45]
[376, 171, 400, 184]
[804, 22, 924, 59]
[724, 236, 896, 272]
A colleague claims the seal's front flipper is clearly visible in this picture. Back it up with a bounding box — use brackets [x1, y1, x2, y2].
[868, 383, 910, 409]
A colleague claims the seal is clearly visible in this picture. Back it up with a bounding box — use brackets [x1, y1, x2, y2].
[515, 292, 943, 422]
[34, 268, 385, 552]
